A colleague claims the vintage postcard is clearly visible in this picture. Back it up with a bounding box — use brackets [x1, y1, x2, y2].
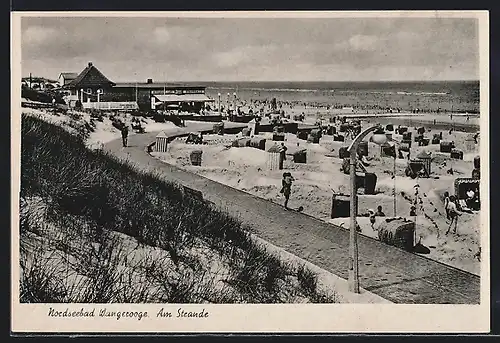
[11, 10, 490, 333]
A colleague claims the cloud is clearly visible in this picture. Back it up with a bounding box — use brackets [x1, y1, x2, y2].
[346, 34, 381, 51]
[153, 27, 171, 43]
[213, 50, 248, 68]
[212, 44, 281, 69]
[19, 17, 479, 81]
[22, 26, 56, 45]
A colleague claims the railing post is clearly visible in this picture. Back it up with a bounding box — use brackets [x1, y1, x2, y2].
[349, 147, 360, 293]
[346, 124, 383, 294]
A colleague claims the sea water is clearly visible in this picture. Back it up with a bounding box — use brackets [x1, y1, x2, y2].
[200, 80, 479, 114]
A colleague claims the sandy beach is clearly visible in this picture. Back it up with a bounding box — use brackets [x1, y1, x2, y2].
[25, 103, 480, 275]
[151, 115, 481, 275]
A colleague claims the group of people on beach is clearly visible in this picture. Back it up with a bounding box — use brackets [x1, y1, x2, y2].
[280, 172, 464, 237]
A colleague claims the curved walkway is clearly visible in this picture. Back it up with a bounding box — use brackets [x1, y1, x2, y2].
[104, 124, 480, 304]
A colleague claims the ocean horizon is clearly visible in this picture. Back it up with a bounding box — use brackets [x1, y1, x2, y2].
[195, 80, 480, 113]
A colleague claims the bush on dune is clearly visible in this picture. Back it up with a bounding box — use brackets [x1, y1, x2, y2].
[22, 87, 66, 105]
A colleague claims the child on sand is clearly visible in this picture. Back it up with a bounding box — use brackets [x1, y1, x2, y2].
[280, 172, 295, 209]
[474, 247, 481, 261]
[445, 195, 462, 235]
[443, 191, 451, 220]
[368, 209, 376, 230]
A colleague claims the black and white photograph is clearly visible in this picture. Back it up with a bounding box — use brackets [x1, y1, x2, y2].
[11, 11, 489, 333]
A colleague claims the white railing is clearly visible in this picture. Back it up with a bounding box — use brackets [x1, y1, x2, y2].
[82, 101, 139, 110]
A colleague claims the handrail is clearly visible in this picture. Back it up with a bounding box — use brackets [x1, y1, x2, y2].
[347, 124, 382, 153]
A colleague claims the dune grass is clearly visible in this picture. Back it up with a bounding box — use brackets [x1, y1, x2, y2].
[19, 114, 337, 303]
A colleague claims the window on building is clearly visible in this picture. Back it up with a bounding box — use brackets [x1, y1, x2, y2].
[87, 88, 92, 94]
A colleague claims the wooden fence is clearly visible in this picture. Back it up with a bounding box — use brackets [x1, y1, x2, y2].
[82, 102, 139, 110]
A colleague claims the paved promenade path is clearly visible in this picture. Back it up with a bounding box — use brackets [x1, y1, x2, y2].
[104, 122, 480, 304]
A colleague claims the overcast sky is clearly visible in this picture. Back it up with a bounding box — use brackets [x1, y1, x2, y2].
[21, 16, 479, 82]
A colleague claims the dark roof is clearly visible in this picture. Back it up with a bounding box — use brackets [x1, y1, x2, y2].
[66, 62, 115, 88]
[59, 72, 78, 79]
[114, 82, 206, 89]
[416, 151, 432, 159]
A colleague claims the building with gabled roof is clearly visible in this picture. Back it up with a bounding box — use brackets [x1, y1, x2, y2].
[67, 62, 116, 89]
[61, 62, 213, 112]
[58, 72, 78, 86]
[63, 62, 116, 104]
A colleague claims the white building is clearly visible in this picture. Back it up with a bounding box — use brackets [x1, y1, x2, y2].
[58, 72, 78, 87]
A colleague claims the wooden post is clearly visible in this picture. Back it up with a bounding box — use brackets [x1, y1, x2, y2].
[346, 124, 384, 294]
[218, 93, 221, 116]
[393, 156, 397, 217]
[349, 148, 359, 293]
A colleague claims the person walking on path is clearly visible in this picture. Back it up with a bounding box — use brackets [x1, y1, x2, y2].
[120, 124, 129, 147]
[445, 195, 461, 235]
[280, 172, 294, 209]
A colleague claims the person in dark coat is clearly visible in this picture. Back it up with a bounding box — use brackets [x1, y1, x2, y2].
[375, 205, 385, 217]
[280, 172, 295, 209]
[279, 143, 287, 170]
[121, 125, 129, 147]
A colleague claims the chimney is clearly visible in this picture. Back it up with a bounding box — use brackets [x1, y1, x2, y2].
[147, 78, 153, 84]
[88, 62, 93, 67]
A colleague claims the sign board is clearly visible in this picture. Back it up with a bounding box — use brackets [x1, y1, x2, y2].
[151, 88, 205, 95]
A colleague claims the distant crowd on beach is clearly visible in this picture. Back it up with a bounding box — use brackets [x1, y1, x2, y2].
[208, 95, 479, 117]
